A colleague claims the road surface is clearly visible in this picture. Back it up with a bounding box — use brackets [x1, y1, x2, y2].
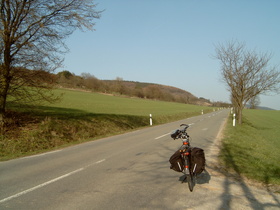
[1, 109, 279, 209]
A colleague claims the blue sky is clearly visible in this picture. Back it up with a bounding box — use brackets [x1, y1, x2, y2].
[60, 0, 280, 110]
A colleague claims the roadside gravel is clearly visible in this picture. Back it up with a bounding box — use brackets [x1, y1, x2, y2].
[202, 118, 280, 210]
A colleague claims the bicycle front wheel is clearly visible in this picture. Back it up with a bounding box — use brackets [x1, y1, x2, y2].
[187, 174, 194, 192]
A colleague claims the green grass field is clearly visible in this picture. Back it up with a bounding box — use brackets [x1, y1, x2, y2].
[220, 109, 280, 187]
[47, 89, 212, 117]
[1, 88, 213, 160]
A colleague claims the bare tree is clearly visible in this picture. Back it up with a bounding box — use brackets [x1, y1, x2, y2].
[248, 94, 260, 109]
[215, 41, 280, 124]
[0, 0, 101, 128]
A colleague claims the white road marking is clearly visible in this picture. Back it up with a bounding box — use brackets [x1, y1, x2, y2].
[0, 159, 106, 204]
[155, 122, 195, 140]
[155, 123, 194, 140]
[21, 150, 62, 159]
[155, 133, 171, 139]
[95, 159, 106, 164]
[0, 168, 84, 203]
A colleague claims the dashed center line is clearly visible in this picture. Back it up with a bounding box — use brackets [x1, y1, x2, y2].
[155, 133, 171, 139]
[95, 159, 106, 164]
[0, 159, 106, 204]
[155, 122, 195, 140]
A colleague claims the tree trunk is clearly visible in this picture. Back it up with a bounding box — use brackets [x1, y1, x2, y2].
[1, 43, 12, 132]
[0, 80, 9, 133]
[234, 103, 243, 125]
[238, 108, 243, 124]
[0, 102, 6, 134]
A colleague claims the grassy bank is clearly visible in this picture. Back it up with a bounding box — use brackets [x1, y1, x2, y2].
[1, 89, 213, 160]
[219, 109, 280, 187]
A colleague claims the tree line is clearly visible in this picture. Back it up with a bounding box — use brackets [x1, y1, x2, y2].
[56, 71, 226, 106]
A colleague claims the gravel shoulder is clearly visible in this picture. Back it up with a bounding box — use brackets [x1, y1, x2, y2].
[201, 118, 280, 210]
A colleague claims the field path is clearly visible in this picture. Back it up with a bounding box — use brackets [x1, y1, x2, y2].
[0, 109, 279, 209]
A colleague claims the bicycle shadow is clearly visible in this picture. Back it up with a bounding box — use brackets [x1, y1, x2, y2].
[196, 169, 211, 184]
[178, 169, 211, 185]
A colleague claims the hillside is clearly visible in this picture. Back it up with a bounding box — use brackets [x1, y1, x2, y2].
[56, 71, 228, 107]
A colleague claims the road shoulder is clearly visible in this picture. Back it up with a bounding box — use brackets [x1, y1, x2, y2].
[201, 117, 280, 209]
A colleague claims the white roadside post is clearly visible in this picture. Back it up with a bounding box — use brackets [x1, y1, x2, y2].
[201, 110, 204, 115]
[150, 114, 153, 126]
[233, 113, 236, 127]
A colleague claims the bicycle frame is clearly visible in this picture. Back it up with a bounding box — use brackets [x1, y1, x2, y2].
[179, 136, 192, 174]
[171, 124, 195, 192]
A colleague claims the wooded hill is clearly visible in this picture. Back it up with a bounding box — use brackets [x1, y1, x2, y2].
[56, 71, 229, 107]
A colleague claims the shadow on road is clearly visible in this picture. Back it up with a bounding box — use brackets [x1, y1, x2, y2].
[178, 169, 211, 185]
[196, 169, 211, 185]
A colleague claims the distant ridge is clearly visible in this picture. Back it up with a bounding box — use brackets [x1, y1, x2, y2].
[246, 105, 275, 110]
[256, 106, 275, 110]
[56, 71, 230, 107]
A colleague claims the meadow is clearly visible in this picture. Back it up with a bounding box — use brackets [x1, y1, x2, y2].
[48, 89, 211, 117]
[1, 88, 213, 160]
[220, 109, 280, 187]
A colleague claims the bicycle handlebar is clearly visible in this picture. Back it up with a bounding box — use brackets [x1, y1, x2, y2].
[171, 124, 189, 140]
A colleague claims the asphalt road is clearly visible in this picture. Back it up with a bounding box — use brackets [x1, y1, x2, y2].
[1, 109, 279, 209]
